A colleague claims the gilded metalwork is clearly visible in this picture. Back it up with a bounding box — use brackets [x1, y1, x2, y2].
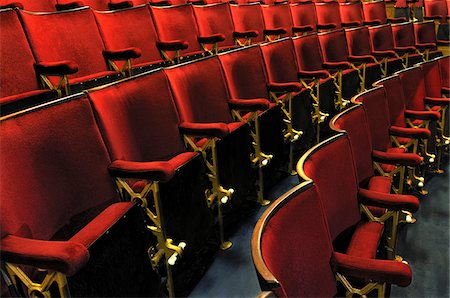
[39, 74, 69, 96]
[108, 59, 133, 77]
[336, 272, 386, 298]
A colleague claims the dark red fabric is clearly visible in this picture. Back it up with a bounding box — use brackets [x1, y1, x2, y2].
[261, 185, 337, 297]
[150, 4, 202, 55]
[261, 3, 294, 38]
[102, 47, 142, 60]
[391, 21, 421, 48]
[218, 46, 270, 99]
[373, 149, 423, 166]
[358, 189, 420, 212]
[438, 56, 450, 88]
[318, 29, 350, 63]
[362, 0, 388, 24]
[346, 221, 383, 259]
[298, 69, 330, 79]
[179, 121, 230, 138]
[267, 82, 303, 93]
[0, 96, 118, 241]
[229, 3, 265, 43]
[420, 60, 445, 97]
[389, 125, 430, 139]
[94, 6, 164, 68]
[164, 57, 234, 124]
[368, 24, 396, 52]
[88, 70, 189, 162]
[34, 60, 79, 75]
[405, 109, 441, 120]
[323, 61, 351, 69]
[1, 235, 89, 276]
[260, 38, 301, 86]
[339, 2, 363, 27]
[315, 1, 343, 29]
[156, 40, 189, 51]
[344, 27, 375, 57]
[292, 33, 327, 72]
[193, 3, 236, 48]
[302, 136, 361, 241]
[58, 0, 110, 10]
[108, 160, 177, 181]
[20, 8, 111, 85]
[424, 96, 450, 106]
[0, 10, 42, 98]
[197, 33, 226, 43]
[290, 2, 318, 32]
[353, 87, 392, 151]
[374, 76, 408, 127]
[332, 252, 413, 287]
[414, 21, 438, 46]
[332, 106, 375, 186]
[398, 67, 428, 111]
[0, 0, 56, 11]
[348, 54, 376, 63]
[68, 202, 134, 247]
[368, 176, 392, 193]
[228, 98, 270, 111]
[424, 0, 447, 22]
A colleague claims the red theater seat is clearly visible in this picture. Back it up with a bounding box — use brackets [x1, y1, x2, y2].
[94, 5, 166, 75]
[218, 46, 287, 198]
[87, 70, 215, 296]
[0, 9, 57, 114]
[150, 4, 206, 62]
[19, 8, 127, 94]
[260, 3, 295, 40]
[0, 94, 155, 296]
[362, 0, 406, 25]
[339, 1, 364, 27]
[252, 180, 413, 297]
[289, 1, 318, 34]
[424, 0, 448, 23]
[0, 0, 56, 10]
[413, 20, 447, 58]
[315, 1, 344, 30]
[229, 3, 265, 44]
[193, 3, 240, 52]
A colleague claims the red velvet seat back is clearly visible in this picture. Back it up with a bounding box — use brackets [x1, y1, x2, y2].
[150, 4, 202, 55]
[424, 0, 447, 22]
[218, 46, 270, 99]
[164, 57, 233, 124]
[58, 0, 110, 10]
[397, 67, 427, 110]
[332, 105, 375, 185]
[261, 3, 294, 38]
[0, 9, 41, 98]
[345, 26, 373, 56]
[353, 87, 392, 151]
[229, 3, 265, 43]
[110, 0, 147, 5]
[374, 75, 407, 128]
[318, 29, 349, 62]
[0, 96, 117, 240]
[193, 3, 236, 48]
[315, 1, 343, 29]
[88, 70, 188, 162]
[419, 60, 443, 97]
[0, 0, 57, 11]
[259, 38, 299, 84]
[339, 2, 363, 26]
[290, 2, 318, 32]
[391, 22, 416, 48]
[368, 24, 395, 51]
[438, 56, 450, 87]
[94, 5, 162, 66]
[292, 33, 325, 71]
[362, 0, 388, 24]
[259, 183, 337, 297]
[413, 21, 437, 44]
[301, 134, 361, 241]
[20, 8, 109, 80]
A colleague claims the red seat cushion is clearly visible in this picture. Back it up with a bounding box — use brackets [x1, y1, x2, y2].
[346, 221, 384, 259]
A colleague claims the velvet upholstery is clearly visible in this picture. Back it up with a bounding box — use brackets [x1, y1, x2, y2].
[293, 34, 326, 72]
[150, 4, 203, 56]
[94, 5, 164, 70]
[193, 2, 237, 49]
[374, 76, 409, 128]
[261, 3, 294, 38]
[332, 106, 375, 186]
[346, 221, 383, 259]
[0, 9, 43, 98]
[289, 2, 318, 33]
[229, 3, 265, 43]
[318, 29, 351, 62]
[419, 60, 444, 97]
[397, 67, 429, 111]
[302, 135, 361, 241]
[58, 0, 110, 10]
[315, 1, 343, 30]
[413, 21, 440, 47]
[260, 184, 337, 297]
[362, 0, 406, 24]
[339, 1, 364, 27]
[438, 56, 450, 88]
[19, 8, 116, 86]
[0, 0, 56, 11]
